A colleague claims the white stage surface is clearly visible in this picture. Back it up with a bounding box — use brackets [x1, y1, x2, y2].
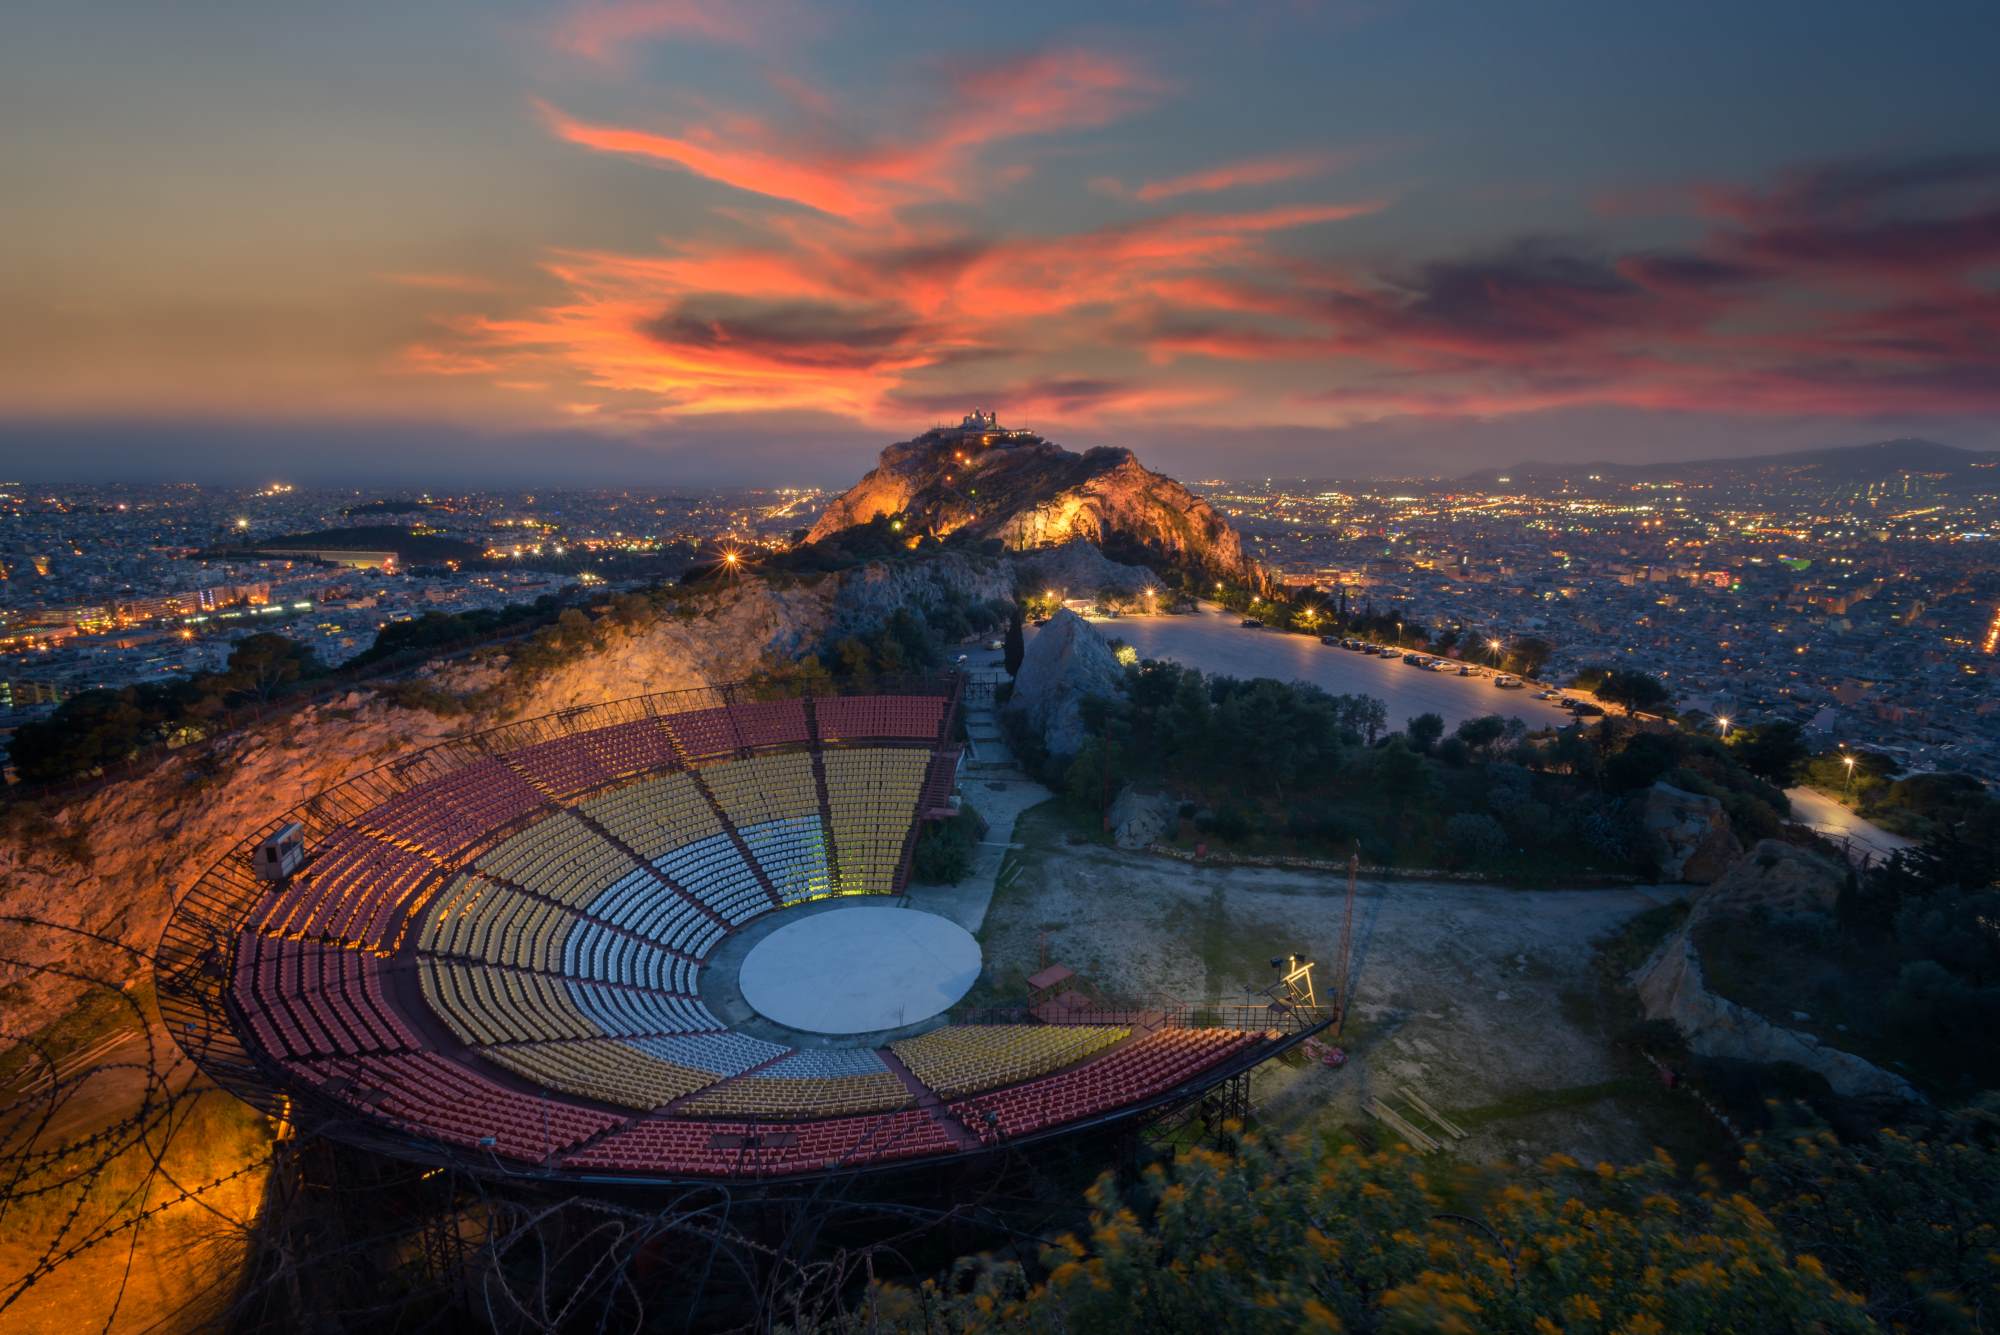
[738, 906, 981, 1034]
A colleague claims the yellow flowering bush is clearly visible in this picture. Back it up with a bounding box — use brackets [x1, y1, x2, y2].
[844, 1129, 1882, 1333]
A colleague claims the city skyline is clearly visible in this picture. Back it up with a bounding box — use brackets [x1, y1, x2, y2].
[5, 0, 2000, 485]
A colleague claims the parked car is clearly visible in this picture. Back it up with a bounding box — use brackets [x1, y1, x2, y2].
[1240, 617, 1263, 628]
[1402, 653, 1426, 665]
[1457, 665, 1476, 677]
[1493, 674, 1523, 688]
[1320, 634, 1341, 646]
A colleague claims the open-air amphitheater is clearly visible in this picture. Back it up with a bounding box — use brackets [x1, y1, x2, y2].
[157, 678, 1320, 1189]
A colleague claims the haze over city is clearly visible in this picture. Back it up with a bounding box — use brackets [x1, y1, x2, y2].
[5, 0, 2000, 484]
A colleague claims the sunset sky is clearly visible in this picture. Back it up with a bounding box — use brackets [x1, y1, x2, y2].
[4, 0, 1998, 484]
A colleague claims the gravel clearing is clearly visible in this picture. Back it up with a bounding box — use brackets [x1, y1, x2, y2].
[982, 810, 1697, 1164]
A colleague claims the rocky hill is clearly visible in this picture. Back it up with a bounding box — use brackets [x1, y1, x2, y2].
[807, 417, 1264, 587]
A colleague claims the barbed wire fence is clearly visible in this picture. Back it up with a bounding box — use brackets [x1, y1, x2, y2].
[0, 911, 1103, 1333]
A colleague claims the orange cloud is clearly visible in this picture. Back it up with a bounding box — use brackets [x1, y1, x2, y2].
[536, 100, 885, 219]
[534, 47, 1156, 221]
[408, 190, 1386, 430]
[1129, 152, 1339, 202]
[392, 344, 503, 376]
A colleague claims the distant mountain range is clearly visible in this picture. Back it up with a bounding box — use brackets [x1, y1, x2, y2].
[1460, 438, 2000, 486]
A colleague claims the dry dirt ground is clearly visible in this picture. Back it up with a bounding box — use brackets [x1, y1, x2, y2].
[978, 802, 1714, 1168]
[0, 1010, 271, 1333]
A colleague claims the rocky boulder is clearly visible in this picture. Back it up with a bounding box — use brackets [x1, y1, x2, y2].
[1006, 609, 1125, 757]
[1012, 539, 1163, 601]
[1695, 838, 1845, 921]
[1632, 924, 1922, 1104]
[1107, 785, 1176, 849]
[1640, 783, 1741, 883]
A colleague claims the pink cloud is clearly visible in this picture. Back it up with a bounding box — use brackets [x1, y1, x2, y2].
[535, 47, 1155, 222]
[552, 1, 763, 62]
[437, 106, 2000, 434]
[1129, 151, 1344, 202]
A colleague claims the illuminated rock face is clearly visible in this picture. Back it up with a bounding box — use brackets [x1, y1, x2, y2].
[808, 428, 1263, 585]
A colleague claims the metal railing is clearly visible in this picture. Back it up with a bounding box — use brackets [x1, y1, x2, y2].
[945, 1001, 1323, 1034]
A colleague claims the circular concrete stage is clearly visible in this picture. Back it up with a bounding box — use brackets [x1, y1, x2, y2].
[738, 905, 980, 1035]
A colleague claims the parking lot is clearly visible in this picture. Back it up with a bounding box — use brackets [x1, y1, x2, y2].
[1048, 603, 1585, 733]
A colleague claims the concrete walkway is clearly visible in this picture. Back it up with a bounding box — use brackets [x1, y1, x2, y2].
[903, 658, 1053, 936]
[1786, 785, 1916, 862]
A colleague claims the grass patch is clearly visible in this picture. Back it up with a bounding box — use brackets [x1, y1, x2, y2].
[1595, 900, 1689, 982]
[1451, 1078, 1649, 1129]
[0, 976, 156, 1089]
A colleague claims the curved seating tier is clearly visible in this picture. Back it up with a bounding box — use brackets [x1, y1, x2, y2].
[649, 833, 772, 925]
[300, 1050, 621, 1161]
[474, 812, 643, 908]
[813, 695, 946, 743]
[477, 1039, 719, 1111]
[578, 868, 720, 960]
[233, 934, 418, 1061]
[676, 1047, 912, 1120]
[891, 1024, 1130, 1099]
[248, 828, 438, 949]
[220, 694, 1275, 1179]
[581, 772, 721, 860]
[821, 748, 930, 894]
[737, 815, 832, 904]
[363, 759, 549, 860]
[951, 1029, 1256, 1143]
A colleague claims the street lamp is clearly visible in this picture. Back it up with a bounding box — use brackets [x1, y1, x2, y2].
[1487, 637, 1503, 665]
[1842, 753, 1857, 796]
[1717, 715, 1731, 739]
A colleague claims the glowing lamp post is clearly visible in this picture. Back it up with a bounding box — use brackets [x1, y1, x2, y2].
[1488, 637, 1503, 665]
[1717, 715, 1731, 740]
[1842, 753, 1856, 796]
